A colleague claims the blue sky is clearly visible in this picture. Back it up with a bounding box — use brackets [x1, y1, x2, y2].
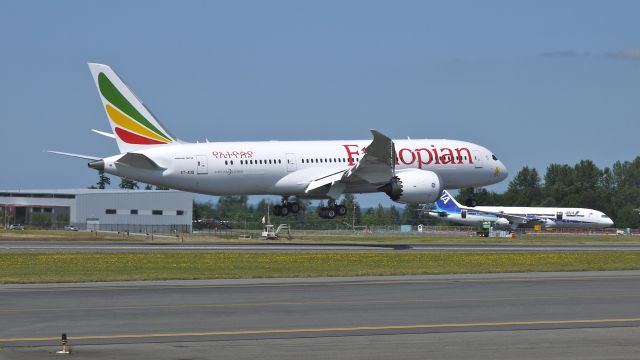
[1, 1, 639, 207]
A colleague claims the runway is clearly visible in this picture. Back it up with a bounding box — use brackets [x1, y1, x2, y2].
[3, 240, 640, 252]
[2, 271, 640, 359]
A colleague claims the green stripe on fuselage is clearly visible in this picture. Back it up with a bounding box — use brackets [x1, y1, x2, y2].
[98, 73, 171, 142]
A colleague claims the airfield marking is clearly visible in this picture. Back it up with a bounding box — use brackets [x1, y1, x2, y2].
[3, 274, 640, 293]
[2, 293, 640, 314]
[2, 317, 640, 343]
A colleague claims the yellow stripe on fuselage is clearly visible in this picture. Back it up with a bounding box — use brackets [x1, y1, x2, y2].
[105, 104, 169, 143]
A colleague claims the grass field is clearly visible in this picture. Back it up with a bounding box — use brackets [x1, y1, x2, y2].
[2, 252, 640, 284]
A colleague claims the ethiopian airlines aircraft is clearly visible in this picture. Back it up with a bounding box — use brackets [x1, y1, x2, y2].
[426, 190, 614, 229]
[50, 63, 508, 219]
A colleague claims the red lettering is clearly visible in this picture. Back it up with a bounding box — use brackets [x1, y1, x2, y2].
[342, 144, 360, 166]
[455, 147, 472, 164]
[398, 148, 416, 165]
[431, 145, 440, 164]
[414, 148, 433, 168]
[440, 148, 454, 164]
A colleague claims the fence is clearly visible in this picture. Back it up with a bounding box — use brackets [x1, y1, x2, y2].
[18, 222, 192, 234]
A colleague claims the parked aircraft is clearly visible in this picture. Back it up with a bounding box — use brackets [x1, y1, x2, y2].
[426, 190, 614, 229]
[50, 63, 508, 219]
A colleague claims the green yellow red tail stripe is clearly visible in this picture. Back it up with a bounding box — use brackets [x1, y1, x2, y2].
[97, 72, 173, 145]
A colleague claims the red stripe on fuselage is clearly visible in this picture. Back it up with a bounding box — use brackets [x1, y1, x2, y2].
[115, 127, 167, 145]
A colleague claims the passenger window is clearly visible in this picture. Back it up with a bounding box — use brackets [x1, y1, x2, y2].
[230, 160, 233, 165]
[225, 161, 228, 165]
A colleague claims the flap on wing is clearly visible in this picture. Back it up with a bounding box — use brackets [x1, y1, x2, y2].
[344, 129, 396, 184]
[116, 153, 165, 170]
[305, 170, 345, 192]
[303, 130, 397, 197]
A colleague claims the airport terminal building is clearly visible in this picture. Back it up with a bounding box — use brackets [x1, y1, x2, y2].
[0, 189, 193, 233]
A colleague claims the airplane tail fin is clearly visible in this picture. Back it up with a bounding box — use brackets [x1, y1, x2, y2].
[434, 190, 463, 213]
[88, 63, 176, 153]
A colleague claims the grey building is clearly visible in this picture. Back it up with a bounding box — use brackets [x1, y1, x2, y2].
[0, 189, 193, 232]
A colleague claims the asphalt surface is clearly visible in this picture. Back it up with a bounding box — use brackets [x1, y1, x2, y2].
[1, 271, 640, 359]
[3, 240, 640, 252]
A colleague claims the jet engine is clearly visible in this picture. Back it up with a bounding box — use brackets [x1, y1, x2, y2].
[379, 169, 443, 204]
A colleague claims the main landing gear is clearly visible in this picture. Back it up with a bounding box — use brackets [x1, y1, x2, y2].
[273, 197, 300, 217]
[272, 197, 348, 219]
[318, 200, 347, 219]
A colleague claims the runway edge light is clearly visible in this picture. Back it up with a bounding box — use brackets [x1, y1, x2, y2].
[56, 333, 71, 355]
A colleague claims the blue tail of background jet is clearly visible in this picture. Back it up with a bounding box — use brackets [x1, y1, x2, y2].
[434, 190, 463, 214]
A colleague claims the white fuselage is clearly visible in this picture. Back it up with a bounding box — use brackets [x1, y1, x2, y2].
[100, 138, 508, 199]
[429, 206, 614, 229]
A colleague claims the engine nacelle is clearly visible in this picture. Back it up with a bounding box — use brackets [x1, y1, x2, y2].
[379, 169, 443, 204]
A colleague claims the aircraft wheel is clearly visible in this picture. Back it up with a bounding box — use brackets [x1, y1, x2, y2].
[326, 208, 337, 219]
[336, 205, 347, 216]
[464, 198, 478, 207]
[280, 205, 289, 216]
[273, 205, 283, 216]
[319, 207, 328, 218]
[288, 202, 300, 214]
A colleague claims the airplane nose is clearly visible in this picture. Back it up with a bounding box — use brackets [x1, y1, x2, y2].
[499, 162, 508, 180]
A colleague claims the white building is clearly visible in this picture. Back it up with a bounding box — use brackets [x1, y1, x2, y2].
[0, 189, 193, 232]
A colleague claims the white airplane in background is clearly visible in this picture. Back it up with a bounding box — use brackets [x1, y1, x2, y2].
[50, 63, 508, 219]
[426, 190, 614, 229]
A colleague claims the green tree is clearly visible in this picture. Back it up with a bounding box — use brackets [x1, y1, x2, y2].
[457, 188, 503, 206]
[541, 164, 575, 206]
[96, 170, 111, 189]
[119, 178, 139, 190]
[217, 195, 249, 225]
[503, 166, 541, 206]
[401, 203, 422, 225]
[342, 194, 362, 227]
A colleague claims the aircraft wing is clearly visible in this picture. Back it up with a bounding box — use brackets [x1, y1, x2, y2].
[462, 207, 545, 225]
[305, 129, 396, 198]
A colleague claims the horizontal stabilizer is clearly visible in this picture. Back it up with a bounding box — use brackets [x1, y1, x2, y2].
[91, 129, 116, 139]
[47, 150, 101, 161]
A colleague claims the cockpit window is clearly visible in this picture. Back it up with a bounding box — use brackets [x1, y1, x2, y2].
[601, 215, 610, 218]
[492, 154, 498, 161]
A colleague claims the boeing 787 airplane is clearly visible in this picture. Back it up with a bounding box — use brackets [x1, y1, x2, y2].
[426, 190, 614, 229]
[50, 63, 508, 219]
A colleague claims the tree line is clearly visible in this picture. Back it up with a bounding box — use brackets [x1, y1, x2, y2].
[458, 157, 640, 228]
[92, 157, 640, 229]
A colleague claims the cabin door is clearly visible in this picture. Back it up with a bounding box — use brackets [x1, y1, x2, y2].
[286, 153, 297, 172]
[196, 155, 208, 174]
